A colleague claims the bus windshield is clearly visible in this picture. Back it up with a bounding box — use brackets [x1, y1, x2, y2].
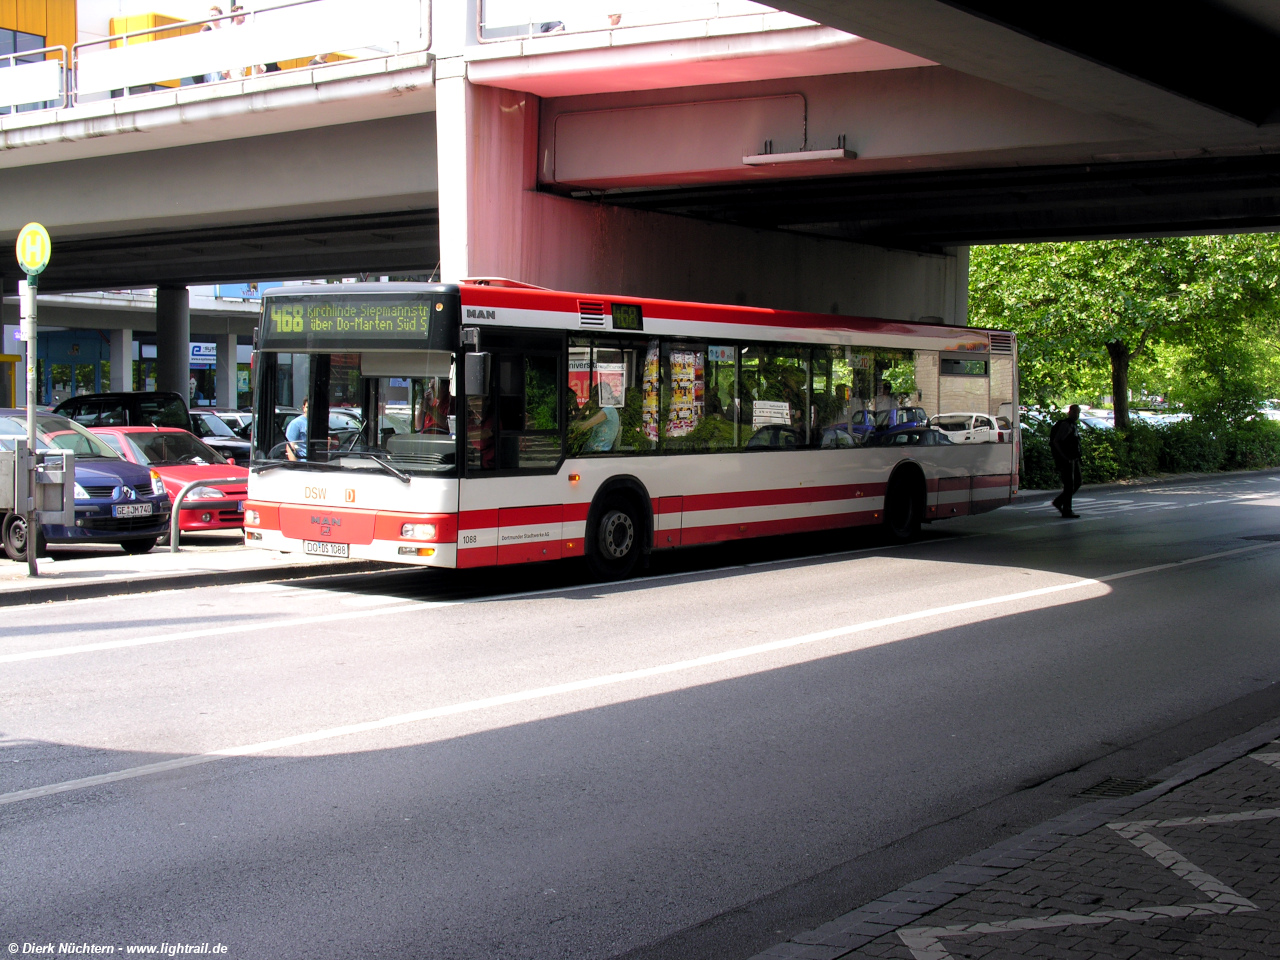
[251, 351, 457, 477]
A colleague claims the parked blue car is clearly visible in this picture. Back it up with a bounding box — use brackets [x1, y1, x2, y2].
[0, 411, 172, 561]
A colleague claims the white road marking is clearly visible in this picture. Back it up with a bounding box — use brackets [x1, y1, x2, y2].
[2, 542, 1273, 808]
[897, 798, 1270, 959]
[0, 537, 953, 664]
[0, 599, 436, 664]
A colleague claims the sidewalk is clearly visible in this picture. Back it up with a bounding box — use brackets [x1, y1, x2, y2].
[0, 541, 387, 605]
[753, 717, 1280, 960]
[1014, 465, 1280, 504]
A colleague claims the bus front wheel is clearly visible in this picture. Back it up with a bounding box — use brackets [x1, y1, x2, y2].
[587, 495, 641, 581]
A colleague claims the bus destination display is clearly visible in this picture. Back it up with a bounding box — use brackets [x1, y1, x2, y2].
[261, 296, 456, 351]
[611, 303, 643, 331]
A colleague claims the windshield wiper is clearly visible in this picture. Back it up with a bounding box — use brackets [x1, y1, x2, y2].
[340, 451, 411, 483]
[251, 459, 332, 475]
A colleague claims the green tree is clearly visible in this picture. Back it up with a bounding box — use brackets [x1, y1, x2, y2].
[970, 235, 1280, 429]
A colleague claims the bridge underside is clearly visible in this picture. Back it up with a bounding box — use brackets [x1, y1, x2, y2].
[594, 153, 1280, 249]
[14, 210, 440, 294]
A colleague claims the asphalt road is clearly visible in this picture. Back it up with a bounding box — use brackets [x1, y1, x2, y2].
[4, 474, 1280, 960]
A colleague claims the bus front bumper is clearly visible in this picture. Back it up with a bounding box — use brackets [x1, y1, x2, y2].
[244, 528, 458, 567]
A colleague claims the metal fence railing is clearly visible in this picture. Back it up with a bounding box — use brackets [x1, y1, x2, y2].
[73, 0, 430, 104]
[478, 0, 804, 41]
[0, 0, 429, 117]
[0, 46, 68, 114]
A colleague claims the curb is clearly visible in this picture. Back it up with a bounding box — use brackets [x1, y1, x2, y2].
[1012, 465, 1280, 505]
[748, 713, 1280, 959]
[0, 558, 394, 606]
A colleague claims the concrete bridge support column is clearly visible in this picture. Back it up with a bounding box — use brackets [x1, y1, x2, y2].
[215, 333, 238, 409]
[2, 277, 26, 406]
[434, 76, 969, 323]
[109, 329, 132, 392]
[155, 286, 190, 399]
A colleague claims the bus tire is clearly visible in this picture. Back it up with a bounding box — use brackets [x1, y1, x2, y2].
[586, 493, 643, 581]
[883, 469, 924, 542]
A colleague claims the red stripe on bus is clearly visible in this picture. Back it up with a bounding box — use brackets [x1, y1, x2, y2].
[459, 509, 500, 530]
[244, 500, 280, 530]
[498, 504, 563, 527]
[564, 502, 590, 522]
[457, 546, 497, 568]
[680, 509, 879, 545]
[461, 286, 967, 338]
[279, 504, 376, 545]
[497, 541, 561, 565]
[681, 482, 884, 513]
[971, 475, 1014, 489]
[371, 512, 457, 543]
[936, 477, 970, 492]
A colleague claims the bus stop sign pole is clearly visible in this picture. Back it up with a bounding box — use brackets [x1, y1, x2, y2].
[16, 222, 50, 577]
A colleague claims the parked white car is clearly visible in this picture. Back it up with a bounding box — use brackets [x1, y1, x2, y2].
[929, 412, 1002, 443]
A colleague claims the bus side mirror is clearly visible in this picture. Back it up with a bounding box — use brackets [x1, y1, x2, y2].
[464, 353, 491, 396]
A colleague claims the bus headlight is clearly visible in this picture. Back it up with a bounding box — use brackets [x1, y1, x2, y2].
[244, 509, 260, 526]
[400, 522, 436, 540]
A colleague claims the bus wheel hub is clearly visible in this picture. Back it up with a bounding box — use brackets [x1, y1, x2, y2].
[600, 510, 634, 559]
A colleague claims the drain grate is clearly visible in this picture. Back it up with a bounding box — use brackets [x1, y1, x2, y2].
[1242, 534, 1280, 542]
[1076, 777, 1163, 799]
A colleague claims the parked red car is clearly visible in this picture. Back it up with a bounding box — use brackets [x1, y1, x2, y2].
[91, 426, 248, 535]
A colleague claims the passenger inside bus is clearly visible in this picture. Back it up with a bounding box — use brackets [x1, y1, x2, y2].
[572, 381, 621, 453]
[416, 379, 452, 434]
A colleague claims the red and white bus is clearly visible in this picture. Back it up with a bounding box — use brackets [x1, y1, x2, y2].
[244, 281, 1018, 578]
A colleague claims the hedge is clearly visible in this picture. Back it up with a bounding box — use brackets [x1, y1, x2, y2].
[1020, 417, 1280, 490]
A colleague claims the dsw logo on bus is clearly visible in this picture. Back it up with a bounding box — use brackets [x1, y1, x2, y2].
[271, 305, 305, 332]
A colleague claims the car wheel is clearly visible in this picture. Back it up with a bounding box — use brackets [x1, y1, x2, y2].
[2, 513, 44, 562]
[121, 537, 158, 555]
[883, 473, 923, 542]
[157, 531, 171, 547]
[586, 495, 642, 581]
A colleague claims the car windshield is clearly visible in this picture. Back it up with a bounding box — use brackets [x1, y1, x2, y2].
[124, 432, 227, 466]
[193, 413, 236, 437]
[0, 414, 122, 460]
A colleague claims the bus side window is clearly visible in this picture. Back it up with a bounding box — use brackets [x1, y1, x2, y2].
[741, 344, 809, 450]
[477, 334, 563, 472]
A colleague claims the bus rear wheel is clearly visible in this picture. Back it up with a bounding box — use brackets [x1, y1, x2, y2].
[587, 495, 641, 581]
[883, 473, 923, 542]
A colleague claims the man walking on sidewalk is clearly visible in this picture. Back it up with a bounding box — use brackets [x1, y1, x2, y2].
[1050, 404, 1083, 518]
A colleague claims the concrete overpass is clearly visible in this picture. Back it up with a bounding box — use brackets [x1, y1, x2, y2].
[2, 0, 1278, 403]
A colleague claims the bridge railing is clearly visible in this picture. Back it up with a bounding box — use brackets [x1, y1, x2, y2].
[66, 0, 431, 107]
[478, 0, 803, 41]
[0, 46, 68, 114]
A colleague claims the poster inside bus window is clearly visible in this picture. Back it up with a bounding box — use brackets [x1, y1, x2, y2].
[666, 349, 704, 437]
[642, 342, 660, 442]
[611, 303, 643, 331]
[569, 355, 626, 408]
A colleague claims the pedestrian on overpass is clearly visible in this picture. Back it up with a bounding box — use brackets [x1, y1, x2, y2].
[1049, 404, 1082, 518]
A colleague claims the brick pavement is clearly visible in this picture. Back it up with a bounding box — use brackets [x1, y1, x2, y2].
[750, 721, 1280, 960]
